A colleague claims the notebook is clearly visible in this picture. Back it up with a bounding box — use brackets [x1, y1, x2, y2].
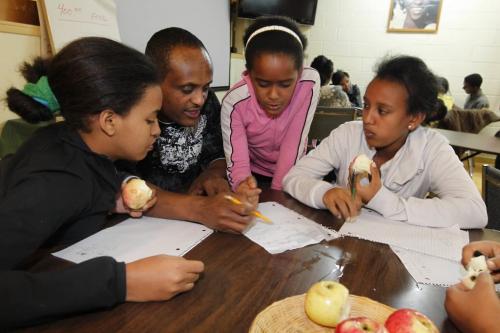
[53, 216, 213, 263]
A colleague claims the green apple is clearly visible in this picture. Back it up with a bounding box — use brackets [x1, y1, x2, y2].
[304, 281, 350, 327]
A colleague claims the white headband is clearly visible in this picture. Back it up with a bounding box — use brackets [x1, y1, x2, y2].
[245, 25, 303, 49]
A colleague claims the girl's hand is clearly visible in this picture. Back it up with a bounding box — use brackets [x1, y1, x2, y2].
[114, 188, 157, 218]
[235, 176, 261, 207]
[125, 255, 204, 302]
[355, 162, 382, 204]
[322, 187, 362, 220]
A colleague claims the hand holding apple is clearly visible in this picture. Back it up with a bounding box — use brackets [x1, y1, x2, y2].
[461, 255, 490, 289]
[445, 272, 500, 333]
[384, 309, 438, 333]
[336, 317, 388, 333]
[122, 178, 153, 210]
[304, 281, 350, 327]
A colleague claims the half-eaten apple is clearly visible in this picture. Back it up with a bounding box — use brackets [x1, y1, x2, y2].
[122, 178, 153, 210]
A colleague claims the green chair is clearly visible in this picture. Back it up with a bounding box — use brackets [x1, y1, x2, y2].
[309, 107, 357, 144]
[482, 165, 500, 229]
[0, 118, 54, 158]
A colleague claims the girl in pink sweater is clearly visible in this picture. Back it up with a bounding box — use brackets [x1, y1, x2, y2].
[221, 16, 320, 194]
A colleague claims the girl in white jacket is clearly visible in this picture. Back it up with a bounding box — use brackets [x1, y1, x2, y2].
[283, 55, 487, 229]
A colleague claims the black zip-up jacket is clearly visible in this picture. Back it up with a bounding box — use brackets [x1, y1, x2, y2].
[0, 122, 126, 329]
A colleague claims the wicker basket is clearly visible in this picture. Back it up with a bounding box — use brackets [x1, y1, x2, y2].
[249, 294, 395, 333]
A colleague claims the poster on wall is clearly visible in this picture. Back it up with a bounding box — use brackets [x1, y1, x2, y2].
[387, 0, 443, 33]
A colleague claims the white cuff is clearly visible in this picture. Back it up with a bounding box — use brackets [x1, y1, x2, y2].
[365, 186, 400, 217]
[311, 181, 336, 209]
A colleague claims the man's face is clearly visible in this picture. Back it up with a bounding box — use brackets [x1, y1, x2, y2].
[463, 81, 477, 95]
[160, 46, 213, 127]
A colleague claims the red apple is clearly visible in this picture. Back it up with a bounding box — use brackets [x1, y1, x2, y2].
[336, 317, 388, 333]
[385, 309, 438, 333]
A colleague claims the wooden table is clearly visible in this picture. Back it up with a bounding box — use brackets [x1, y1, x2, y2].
[434, 128, 500, 158]
[19, 190, 500, 333]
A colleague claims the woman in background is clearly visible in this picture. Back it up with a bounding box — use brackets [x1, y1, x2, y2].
[437, 76, 454, 111]
[332, 70, 362, 108]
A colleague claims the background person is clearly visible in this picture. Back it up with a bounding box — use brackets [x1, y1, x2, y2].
[331, 70, 362, 108]
[437, 76, 454, 111]
[310, 55, 350, 108]
[463, 73, 490, 110]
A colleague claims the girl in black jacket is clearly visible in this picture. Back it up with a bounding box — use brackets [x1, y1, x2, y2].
[1, 37, 204, 329]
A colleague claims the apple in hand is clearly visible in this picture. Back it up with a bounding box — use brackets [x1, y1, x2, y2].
[336, 317, 388, 333]
[304, 281, 350, 327]
[462, 255, 489, 289]
[122, 178, 153, 210]
[385, 309, 438, 333]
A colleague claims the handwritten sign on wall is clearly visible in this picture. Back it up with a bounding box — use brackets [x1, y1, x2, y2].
[40, 0, 120, 52]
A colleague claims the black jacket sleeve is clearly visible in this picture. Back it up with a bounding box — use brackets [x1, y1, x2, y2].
[199, 90, 225, 169]
[0, 258, 125, 328]
[0, 173, 126, 329]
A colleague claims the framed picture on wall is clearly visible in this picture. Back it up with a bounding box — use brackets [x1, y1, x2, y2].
[387, 0, 443, 33]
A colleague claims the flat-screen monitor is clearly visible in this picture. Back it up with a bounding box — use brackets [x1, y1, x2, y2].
[237, 0, 318, 25]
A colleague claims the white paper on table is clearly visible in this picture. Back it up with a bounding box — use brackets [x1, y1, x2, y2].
[338, 210, 469, 261]
[243, 201, 339, 254]
[53, 216, 213, 263]
[391, 246, 500, 291]
[391, 246, 464, 286]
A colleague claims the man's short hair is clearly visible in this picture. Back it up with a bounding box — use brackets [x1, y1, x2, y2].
[464, 73, 483, 88]
[145, 27, 207, 79]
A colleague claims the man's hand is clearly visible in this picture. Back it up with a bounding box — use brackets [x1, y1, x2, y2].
[125, 255, 204, 302]
[445, 273, 500, 333]
[188, 172, 230, 196]
[196, 192, 256, 233]
[188, 160, 230, 196]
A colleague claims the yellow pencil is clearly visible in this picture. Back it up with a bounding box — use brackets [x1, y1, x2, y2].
[223, 195, 272, 224]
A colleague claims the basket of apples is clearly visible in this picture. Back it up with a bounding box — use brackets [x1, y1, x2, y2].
[249, 281, 439, 333]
